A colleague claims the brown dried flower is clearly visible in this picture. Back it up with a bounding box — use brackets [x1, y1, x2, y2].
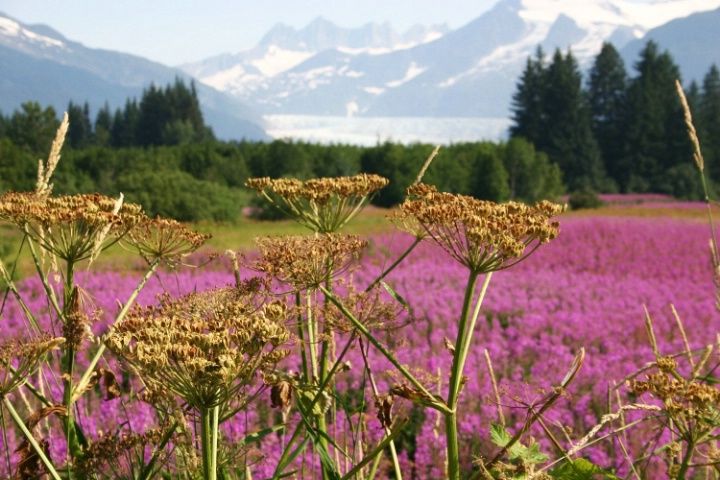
[125, 217, 211, 265]
[249, 234, 367, 290]
[245, 174, 388, 232]
[0, 335, 65, 396]
[395, 184, 564, 273]
[106, 287, 291, 409]
[0, 192, 144, 263]
[324, 282, 404, 332]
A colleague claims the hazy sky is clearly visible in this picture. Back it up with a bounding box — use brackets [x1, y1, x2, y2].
[2, 0, 663, 67]
[2, 1, 503, 66]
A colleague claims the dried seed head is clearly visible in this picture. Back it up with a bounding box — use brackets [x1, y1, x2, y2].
[397, 184, 564, 273]
[0, 335, 65, 396]
[126, 217, 211, 265]
[324, 282, 404, 333]
[106, 287, 291, 409]
[245, 174, 388, 232]
[249, 234, 367, 290]
[0, 192, 145, 263]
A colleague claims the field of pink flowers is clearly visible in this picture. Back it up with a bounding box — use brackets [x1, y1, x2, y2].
[1, 208, 718, 478]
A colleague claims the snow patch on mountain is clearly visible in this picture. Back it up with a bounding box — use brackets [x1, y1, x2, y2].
[250, 46, 315, 77]
[0, 16, 64, 49]
[387, 62, 426, 88]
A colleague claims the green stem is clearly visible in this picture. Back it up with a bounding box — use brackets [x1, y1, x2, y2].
[75, 259, 160, 399]
[445, 270, 492, 480]
[295, 292, 310, 383]
[211, 406, 219, 480]
[319, 285, 450, 415]
[3, 397, 62, 480]
[200, 407, 217, 480]
[365, 237, 422, 293]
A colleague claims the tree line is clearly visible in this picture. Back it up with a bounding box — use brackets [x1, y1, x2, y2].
[0, 78, 564, 221]
[511, 40, 720, 198]
[3, 37, 716, 222]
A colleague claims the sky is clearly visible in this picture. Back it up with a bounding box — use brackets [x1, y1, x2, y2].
[2, 0, 503, 66]
[1, 0, 665, 67]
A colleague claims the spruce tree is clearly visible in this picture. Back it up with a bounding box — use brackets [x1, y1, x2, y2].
[111, 99, 140, 148]
[699, 65, 720, 184]
[587, 42, 628, 188]
[94, 103, 113, 147]
[510, 46, 547, 144]
[624, 41, 691, 193]
[66, 101, 93, 149]
[543, 49, 607, 191]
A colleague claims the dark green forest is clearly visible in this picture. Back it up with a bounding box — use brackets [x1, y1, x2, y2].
[1, 40, 718, 222]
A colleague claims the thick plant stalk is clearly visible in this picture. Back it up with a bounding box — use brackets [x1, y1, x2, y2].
[445, 271, 492, 480]
[3, 397, 62, 480]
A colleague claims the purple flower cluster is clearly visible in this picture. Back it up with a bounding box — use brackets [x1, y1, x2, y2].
[1, 213, 717, 477]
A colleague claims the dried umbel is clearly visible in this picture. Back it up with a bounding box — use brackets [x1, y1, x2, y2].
[0, 192, 144, 263]
[0, 335, 65, 396]
[74, 427, 172, 478]
[396, 184, 564, 273]
[630, 373, 720, 423]
[249, 234, 367, 290]
[125, 217, 211, 265]
[324, 282, 404, 333]
[245, 174, 389, 232]
[106, 288, 291, 409]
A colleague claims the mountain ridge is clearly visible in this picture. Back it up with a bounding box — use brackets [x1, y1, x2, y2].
[180, 0, 720, 118]
[0, 12, 269, 141]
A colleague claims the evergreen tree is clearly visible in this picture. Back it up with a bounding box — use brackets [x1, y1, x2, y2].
[699, 65, 720, 184]
[510, 46, 547, 144]
[543, 49, 608, 191]
[111, 99, 140, 148]
[587, 42, 628, 188]
[5, 102, 59, 157]
[94, 103, 113, 147]
[136, 83, 170, 147]
[66, 101, 93, 149]
[624, 41, 692, 193]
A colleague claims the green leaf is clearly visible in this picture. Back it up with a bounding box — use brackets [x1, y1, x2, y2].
[380, 280, 409, 308]
[236, 424, 286, 447]
[490, 423, 512, 447]
[549, 458, 620, 479]
[521, 443, 549, 464]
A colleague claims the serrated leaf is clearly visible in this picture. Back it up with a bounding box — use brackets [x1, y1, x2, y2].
[490, 423, 512, 447]
[549, 458, 620, 479]
[522, 443, 549, 464]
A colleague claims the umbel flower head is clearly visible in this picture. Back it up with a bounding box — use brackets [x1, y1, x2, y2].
[248, 234, 367, 290]
[106, 287, 291, 409]
[245, 174, 389, 233]
[0, 335, 65, 396]
[0, 192, 144, 263]
[125, 217, 211, 266]
[396, 184, 564, 273]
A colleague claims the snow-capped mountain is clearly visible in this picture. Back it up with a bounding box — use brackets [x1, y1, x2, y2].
[181, 0, 720, 118]
[0, 13, 268, 141]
